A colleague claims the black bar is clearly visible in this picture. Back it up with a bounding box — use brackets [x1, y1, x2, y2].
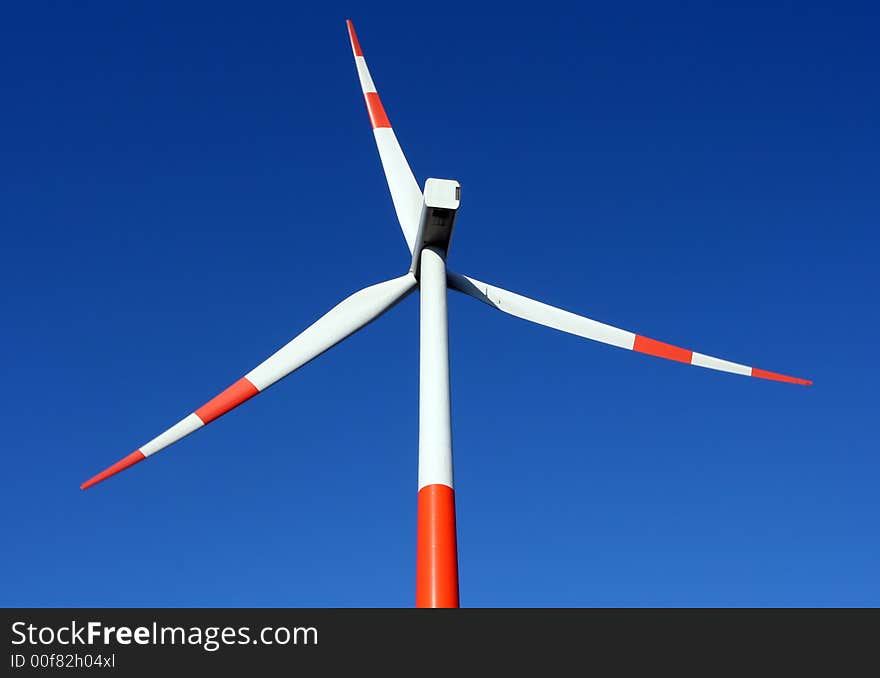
[3, 609, 877, 673]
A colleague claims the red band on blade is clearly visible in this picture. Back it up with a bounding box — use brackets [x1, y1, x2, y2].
[195, 377, 259, 424]
[346, 19, 363, 57]
[633, 335, 693, 364]
[752, 367, 812, 386]
[416, 484, 459, 608]
[365, 92, 391, 128]
[81, 450, 146, 490]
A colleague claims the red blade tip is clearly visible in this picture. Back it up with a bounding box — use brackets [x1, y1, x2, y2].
[752, 367, 812, 386]
[346, 19, 363, 57]
[81, 450, 146, 490]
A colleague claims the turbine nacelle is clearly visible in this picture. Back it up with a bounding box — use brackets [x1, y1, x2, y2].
[411, 178, 460, 275]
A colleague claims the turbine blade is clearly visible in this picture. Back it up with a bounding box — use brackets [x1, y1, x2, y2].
[448, 271, 811, 386]
[346, 19, 422, 253]
[82, 273, 417, 490]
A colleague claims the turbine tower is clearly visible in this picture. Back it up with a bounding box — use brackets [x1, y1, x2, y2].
[82, 20, 811, 608]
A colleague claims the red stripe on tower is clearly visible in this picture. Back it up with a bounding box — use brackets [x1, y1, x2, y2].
[81, 450, 146, 490]
[346, 19, 363, 57]
[195, 377, 260, 424]
[752, 367, 812, 386]
[416, 484, 459, 608]
[633, 335, 693, 363]
[364, 92, 391, 129]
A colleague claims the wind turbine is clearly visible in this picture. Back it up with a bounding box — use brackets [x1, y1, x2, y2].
[82, 20, 811, 608]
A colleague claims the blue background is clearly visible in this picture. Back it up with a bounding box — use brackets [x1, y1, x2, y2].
[2, 2, 877, 607]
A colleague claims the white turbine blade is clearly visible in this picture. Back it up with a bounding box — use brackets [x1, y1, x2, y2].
[82, 273, 417, 489]
[448, 271, 811, 386]
[346, 19, 422, 253]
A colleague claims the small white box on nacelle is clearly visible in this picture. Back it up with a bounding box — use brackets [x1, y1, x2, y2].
[411, 178, 460, 272]
[424, 178, 460, 211]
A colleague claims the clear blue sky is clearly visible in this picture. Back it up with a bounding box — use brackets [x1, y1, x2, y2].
[2, 2, 877, 607]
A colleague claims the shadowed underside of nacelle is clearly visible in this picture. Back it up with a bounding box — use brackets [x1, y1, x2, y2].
[411, 178, 460, 275]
